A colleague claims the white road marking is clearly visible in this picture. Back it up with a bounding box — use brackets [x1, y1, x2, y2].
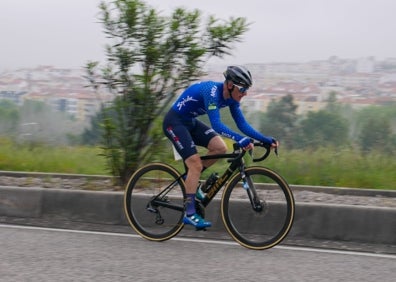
[1, 224, 395, 259]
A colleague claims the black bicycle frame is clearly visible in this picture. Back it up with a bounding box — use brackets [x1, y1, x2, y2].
[150, 151, 242, 212]
[198, 152, 244, 206]
[194, 142, 272, 206]
[151, 142, 271, 211]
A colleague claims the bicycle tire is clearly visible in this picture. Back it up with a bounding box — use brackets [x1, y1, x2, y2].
[221, 166, 295, 250]
[124, 162, 186, 241]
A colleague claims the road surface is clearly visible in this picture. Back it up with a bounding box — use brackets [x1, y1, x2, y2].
[0, 224, 394, 282]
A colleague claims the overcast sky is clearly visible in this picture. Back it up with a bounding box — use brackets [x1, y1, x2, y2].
[1, 0, 395, 71]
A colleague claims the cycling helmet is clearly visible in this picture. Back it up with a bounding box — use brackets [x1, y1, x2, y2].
[223, 65, 253, 88]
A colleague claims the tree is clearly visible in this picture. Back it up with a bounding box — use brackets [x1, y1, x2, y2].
[0, 100, 19, 136]
[297, 110, 349, 149]
[80, 110, 103, 145]
[258, 94, 298, 148]
[17, 100, 84, 146]
[324, 91, 340, 113]
[86, 0, 250, 183]
[359, 117, 390, 151]
[355, 104, 396, 154]
[359, 116, 392, 153]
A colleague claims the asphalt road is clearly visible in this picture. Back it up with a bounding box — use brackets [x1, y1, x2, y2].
[1, 224, 395, 282]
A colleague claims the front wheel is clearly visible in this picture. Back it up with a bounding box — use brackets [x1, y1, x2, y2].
[124, 162, 186, 241]
[221, 167, 295, 250]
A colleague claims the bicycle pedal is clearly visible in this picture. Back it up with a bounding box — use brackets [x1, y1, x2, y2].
[195, 227, 207, 231]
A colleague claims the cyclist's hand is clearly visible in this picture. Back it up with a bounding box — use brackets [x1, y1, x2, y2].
[262, 137, 279, 153]
[268, 137, 279, 156]
[270, 137, 279, 149]
[238, 137, 253, 151]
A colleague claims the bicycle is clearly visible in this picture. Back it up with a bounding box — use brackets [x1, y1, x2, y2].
[124, 141, 295, 250]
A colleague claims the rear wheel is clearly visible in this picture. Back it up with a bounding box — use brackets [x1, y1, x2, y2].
[124, 162, 186, 241]
[221, 167, 295, 250]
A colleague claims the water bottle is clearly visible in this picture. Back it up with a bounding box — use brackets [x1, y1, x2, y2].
[195, 182, 205, 201]
[201, 173, 219, 193]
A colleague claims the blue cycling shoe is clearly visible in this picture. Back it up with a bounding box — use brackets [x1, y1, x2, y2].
[183, 213, 211, 230]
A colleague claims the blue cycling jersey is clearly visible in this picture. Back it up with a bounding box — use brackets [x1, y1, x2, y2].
[170, 81, 272, 144]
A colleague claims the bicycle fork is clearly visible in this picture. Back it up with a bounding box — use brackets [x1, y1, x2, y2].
[241, 170, 265, 212]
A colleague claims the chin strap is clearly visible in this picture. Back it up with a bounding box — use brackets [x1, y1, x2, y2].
[228, 83, 235, 101]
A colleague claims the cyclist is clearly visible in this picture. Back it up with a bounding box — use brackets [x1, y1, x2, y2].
[163, 65, 278, 229]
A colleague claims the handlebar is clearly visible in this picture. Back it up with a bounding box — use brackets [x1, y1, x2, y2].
[200, 141, 277, 163]
[252, 141, 274, 162]
[229, 141, 276, 163]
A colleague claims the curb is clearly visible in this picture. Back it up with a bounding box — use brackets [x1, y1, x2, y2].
[1, 170, 395, 197]
[0, 186, 395, 245]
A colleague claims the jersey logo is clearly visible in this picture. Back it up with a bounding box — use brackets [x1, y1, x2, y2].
[208, 103, 217, 110]
[210, 85, 217, 97]
[176, 95, 197, 110]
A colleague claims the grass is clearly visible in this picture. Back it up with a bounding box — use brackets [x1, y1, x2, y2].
[0, 138, 107, 175]
[266, 147, 396, 190]
[0, 137, 394, 190]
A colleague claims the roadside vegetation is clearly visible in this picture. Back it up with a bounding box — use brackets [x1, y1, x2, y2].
[0, 137, 106, 175]
[0, 136, 395, 190]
